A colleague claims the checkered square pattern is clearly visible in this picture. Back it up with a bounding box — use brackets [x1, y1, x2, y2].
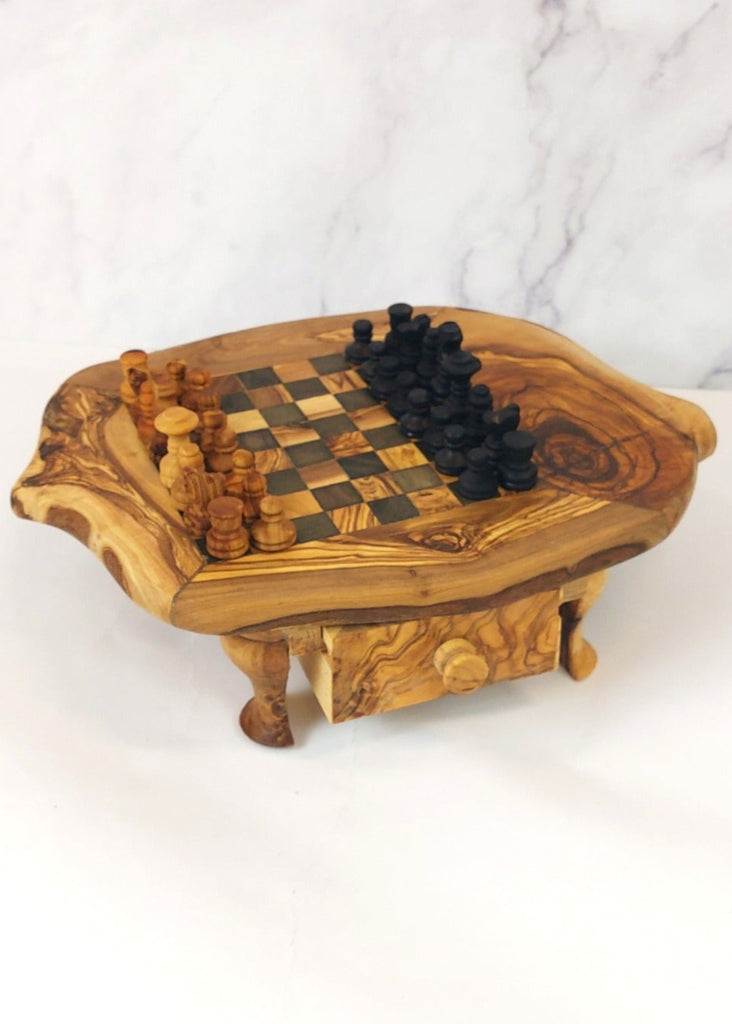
[215, 354, 479, 543]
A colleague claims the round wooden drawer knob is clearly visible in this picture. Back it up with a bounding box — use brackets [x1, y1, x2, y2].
[433, 639, 489, 694]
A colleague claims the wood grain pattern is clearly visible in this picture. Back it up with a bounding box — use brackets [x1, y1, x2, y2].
[299, 591, 560, 723]
[170, 486, 663, 633]
[12, 384, 202, 621]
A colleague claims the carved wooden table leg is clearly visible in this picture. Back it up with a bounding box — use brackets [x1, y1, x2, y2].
[559, 571, 608, 680]
[221, 630, 293, 747]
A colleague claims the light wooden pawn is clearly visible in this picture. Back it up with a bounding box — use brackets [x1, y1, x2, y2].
[152, 373, 179, 413]
[207, 427, 238, 475]
[167, 359, 187, 400]
[170, 442, 205, 510]
[200, 409, 227, 456]
[136, 380, 158, 449]
[250, 496, 296, 553]
[181, 368, 219, 427]
[155, 406, 200, 490]
[225, 449, 267, 524]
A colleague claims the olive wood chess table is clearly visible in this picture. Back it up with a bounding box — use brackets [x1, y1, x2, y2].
[11, 308, 716, 747]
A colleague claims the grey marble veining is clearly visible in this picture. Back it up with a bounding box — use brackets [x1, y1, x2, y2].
[1, 0, 730, 388]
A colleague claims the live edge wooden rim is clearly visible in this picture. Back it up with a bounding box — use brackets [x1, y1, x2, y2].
[11, 307, 716, 636]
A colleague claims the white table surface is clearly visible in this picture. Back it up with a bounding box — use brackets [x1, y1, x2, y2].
[2, 365, 730, 1024]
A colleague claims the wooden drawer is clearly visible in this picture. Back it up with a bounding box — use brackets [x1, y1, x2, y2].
[298, 591, 561, 723]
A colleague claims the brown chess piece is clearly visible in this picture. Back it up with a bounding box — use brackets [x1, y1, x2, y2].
[181, 368, 219, 427]
[207, 427, 238, 475]
[119, 349, 151, 422]
[170, 442, 205, 511]
[179, 468, 227, 538]
[250, 496, 296, 553]
[152, 372, 179, 413]
[155, 406, 200, 490]
[137, 380, 166, 458]
[200, 409, 227, 457]
[167, 359, 187, 400]
[225, 449, 267, 524]
[205, 496, 250, 559]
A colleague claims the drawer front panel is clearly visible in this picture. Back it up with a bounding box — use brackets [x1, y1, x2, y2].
[299, 591, 560, 723]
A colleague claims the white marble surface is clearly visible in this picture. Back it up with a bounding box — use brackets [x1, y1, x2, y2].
[1, 0, 731, 387]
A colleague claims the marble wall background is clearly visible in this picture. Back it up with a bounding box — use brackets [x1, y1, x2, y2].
[1, 0, 730, 388]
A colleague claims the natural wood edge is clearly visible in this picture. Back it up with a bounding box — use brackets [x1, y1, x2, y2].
[656, 392, 717, 461]
[11, 382, 203, 623]
[170, 493, 666, 634]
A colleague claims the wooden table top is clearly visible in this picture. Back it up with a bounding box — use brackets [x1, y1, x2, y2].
[12, 307, 716, 635]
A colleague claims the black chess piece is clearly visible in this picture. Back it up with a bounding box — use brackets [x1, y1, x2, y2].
[345, 319, 373, 365]
[369, 355, 401, 402]
[395, 320, 423, 372]
[493, 403, 521, 436]
[431, 321, 464, 402]
[457, 447, 499, 501]
[416, 327, 441, 390]
[383, 302, 413, 360]
[387, 370, 418, 419]
[411, 313, 432, 342]
[498, 430, 538, 491]
[358, 340, 386, 384]
[463, 384, 494, 447]
[482, 420, 503, 470]
[387, 302, 413, 330]
[420, 404, 453, 459]
[438, 321, 463, 351]
[434, 424, 468, 476]
[399, 388, 431, 439]
[443, 349, 482, 420]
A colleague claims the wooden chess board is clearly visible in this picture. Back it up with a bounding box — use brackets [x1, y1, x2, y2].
[12, 307, 716, 747]
[209, 352, 480, 546]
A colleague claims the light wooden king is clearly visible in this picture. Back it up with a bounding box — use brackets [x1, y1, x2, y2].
[11, 308, 716, 747]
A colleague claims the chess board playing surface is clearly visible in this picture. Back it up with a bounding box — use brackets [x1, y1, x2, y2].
[210, 352, 473, 544]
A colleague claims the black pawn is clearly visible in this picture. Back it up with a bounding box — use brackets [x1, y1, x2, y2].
[438, 321, 463, 351]
[482, 420, 503, 470]
[463, 384, 494, 447]
[395, 320, 423, 372]
[383, 302, 413, 360]
[345, 319, 373, 365]
[416, 327, 441, 390]
[359, 340, 385, 384]
[494, 403, 521, 436]
[399, 388, 431, 440]
[387, 370, 417, 419]
[411, 313, 432, 341]
[499, 430, 538, 491]
[370, 355, 401, 402]
[457, 447, 499, 501]
[432, 321, 464, 402]
[443, 349, 482, 420]
[420, 404, 452, 459]
[388, 302, 413, 330]
[434, 424, 468, 477]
